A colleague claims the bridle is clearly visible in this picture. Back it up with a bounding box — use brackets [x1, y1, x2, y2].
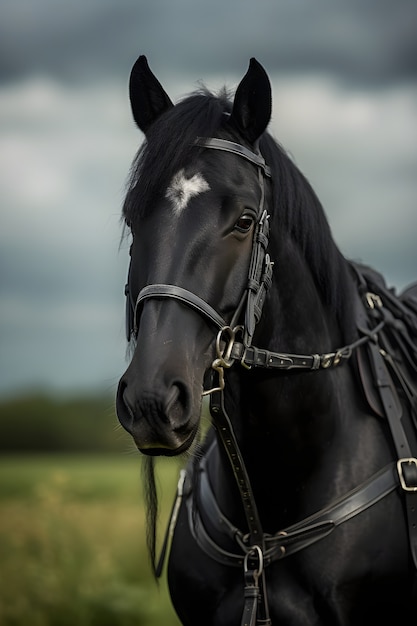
[125, 137, 366, 374]
[123, 137, 417, 626]
[125, 137, 273, 350]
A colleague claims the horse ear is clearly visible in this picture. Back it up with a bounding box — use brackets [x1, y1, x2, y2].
[129, 55, 174, 133]
[229, 58, 272, 145]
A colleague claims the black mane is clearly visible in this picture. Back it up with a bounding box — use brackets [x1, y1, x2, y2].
[123, 88, 355, 338]
[259, 133, 355, 337]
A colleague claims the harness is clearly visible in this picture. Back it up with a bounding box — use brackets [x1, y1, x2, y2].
[124, 137, 417, 626]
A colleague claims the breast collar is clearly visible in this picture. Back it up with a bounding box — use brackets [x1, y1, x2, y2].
[182, 441, 399, 569]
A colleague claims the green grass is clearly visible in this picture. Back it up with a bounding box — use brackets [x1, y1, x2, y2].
[0, 454, 183, 626]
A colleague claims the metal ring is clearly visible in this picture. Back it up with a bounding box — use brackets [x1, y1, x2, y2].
[215, 326, 240, 368]
[244, 545, 264, 576]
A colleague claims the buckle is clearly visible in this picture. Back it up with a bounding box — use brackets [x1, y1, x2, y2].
[397, 458, 417, 492]
[365, 292, 383, 309]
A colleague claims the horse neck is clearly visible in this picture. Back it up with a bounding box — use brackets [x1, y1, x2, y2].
[210, 238, 359, 532]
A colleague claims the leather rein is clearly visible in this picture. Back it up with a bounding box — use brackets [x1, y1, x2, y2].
[125, 137, 417, 626]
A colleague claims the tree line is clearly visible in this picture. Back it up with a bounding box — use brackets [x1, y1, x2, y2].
[0, 391, 132, 453]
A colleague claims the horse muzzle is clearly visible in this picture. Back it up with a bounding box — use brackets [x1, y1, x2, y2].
[116, 374, 201, 455]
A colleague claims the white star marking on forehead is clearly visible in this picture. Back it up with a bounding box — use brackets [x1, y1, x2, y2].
[165, 169, 210, 216]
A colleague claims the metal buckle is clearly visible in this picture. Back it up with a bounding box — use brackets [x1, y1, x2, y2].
[202, 325, 243, 396]
[397, 458, 417, 492]
[240, 347, 252, 370]
[365, 292, 383, 309]
[243, 545, 264, 578]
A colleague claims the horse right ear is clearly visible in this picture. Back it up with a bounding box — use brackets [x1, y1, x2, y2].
[129, 55, 174, 133]
[229, 58, 272, 145]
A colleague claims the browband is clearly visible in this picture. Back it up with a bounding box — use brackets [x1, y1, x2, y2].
[195, 138, 271, 177]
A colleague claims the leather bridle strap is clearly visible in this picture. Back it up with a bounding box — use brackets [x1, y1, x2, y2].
[209, 389, 271, 626]
[209, 389, 264, 545]
[188, 456, 398, 568]
[230, 323, 386, 371]
[130, 141, 272, 341]
[195, 138, 271, 177]
[196, 136, 274, 351]
[133, 284, 227, 335]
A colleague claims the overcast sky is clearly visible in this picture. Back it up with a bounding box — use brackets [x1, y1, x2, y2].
[1, 0, 416, 396]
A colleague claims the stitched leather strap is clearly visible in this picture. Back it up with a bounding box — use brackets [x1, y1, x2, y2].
[210, 389, 271, 626]
[367, 340, 417, 568]
[195, 138, 271, 177]
[355, 282, 417, 569]
[210, 390, 264, 547]
[134, 284, 227, 332]
[196, 136, 274, 351]
[231, 343, 350, 370]
[188, 451, 398, 568]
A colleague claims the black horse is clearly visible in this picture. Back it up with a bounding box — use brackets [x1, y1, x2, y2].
[116, 56, 417, 625]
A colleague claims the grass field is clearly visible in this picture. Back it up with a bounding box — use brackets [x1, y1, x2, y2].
[0, 454, 183, 626]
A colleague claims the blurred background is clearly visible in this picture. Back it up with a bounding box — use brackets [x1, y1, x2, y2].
[0, 1, 416, 624]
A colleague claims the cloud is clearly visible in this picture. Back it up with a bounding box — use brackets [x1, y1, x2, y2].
[0, 77, 136, 392]
[1, 0, 417, 87]
[0, 65, 416, 393]
[270, 75, 417, 286]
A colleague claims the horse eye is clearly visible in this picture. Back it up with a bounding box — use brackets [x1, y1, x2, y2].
[234, 214, 255, 233]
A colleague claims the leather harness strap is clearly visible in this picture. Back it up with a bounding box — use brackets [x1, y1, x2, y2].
[185, 448, 398, 568]
[195, 138, 271, 177]
[209, 390, 264, 546]
[372, 339, 417, 569]
[209, 387, 271, 625]
[231, 341, 354, 371]
[134, 284, 227, 332]
[355, 291, 417, 569]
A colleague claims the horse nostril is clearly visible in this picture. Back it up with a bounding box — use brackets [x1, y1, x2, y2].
[165, 382, 190, 429]
[116, 380, 134, 432]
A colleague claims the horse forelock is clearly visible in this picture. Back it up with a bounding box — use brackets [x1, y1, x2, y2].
[123, 88, 233, 227]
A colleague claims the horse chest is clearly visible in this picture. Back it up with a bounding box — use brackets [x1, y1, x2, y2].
[167, 493, 414, 626]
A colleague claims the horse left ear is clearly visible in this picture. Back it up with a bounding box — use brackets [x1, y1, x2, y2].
[229, 58, 272, 145]
[129, 55, 174, 133]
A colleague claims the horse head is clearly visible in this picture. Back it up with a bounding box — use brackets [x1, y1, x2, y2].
[116, 56, 272, 455]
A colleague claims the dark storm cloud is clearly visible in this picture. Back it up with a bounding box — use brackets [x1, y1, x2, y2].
[1, 0, 416, 86]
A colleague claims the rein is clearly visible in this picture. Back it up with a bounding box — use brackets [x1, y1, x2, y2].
[125, 137, 417, 626]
